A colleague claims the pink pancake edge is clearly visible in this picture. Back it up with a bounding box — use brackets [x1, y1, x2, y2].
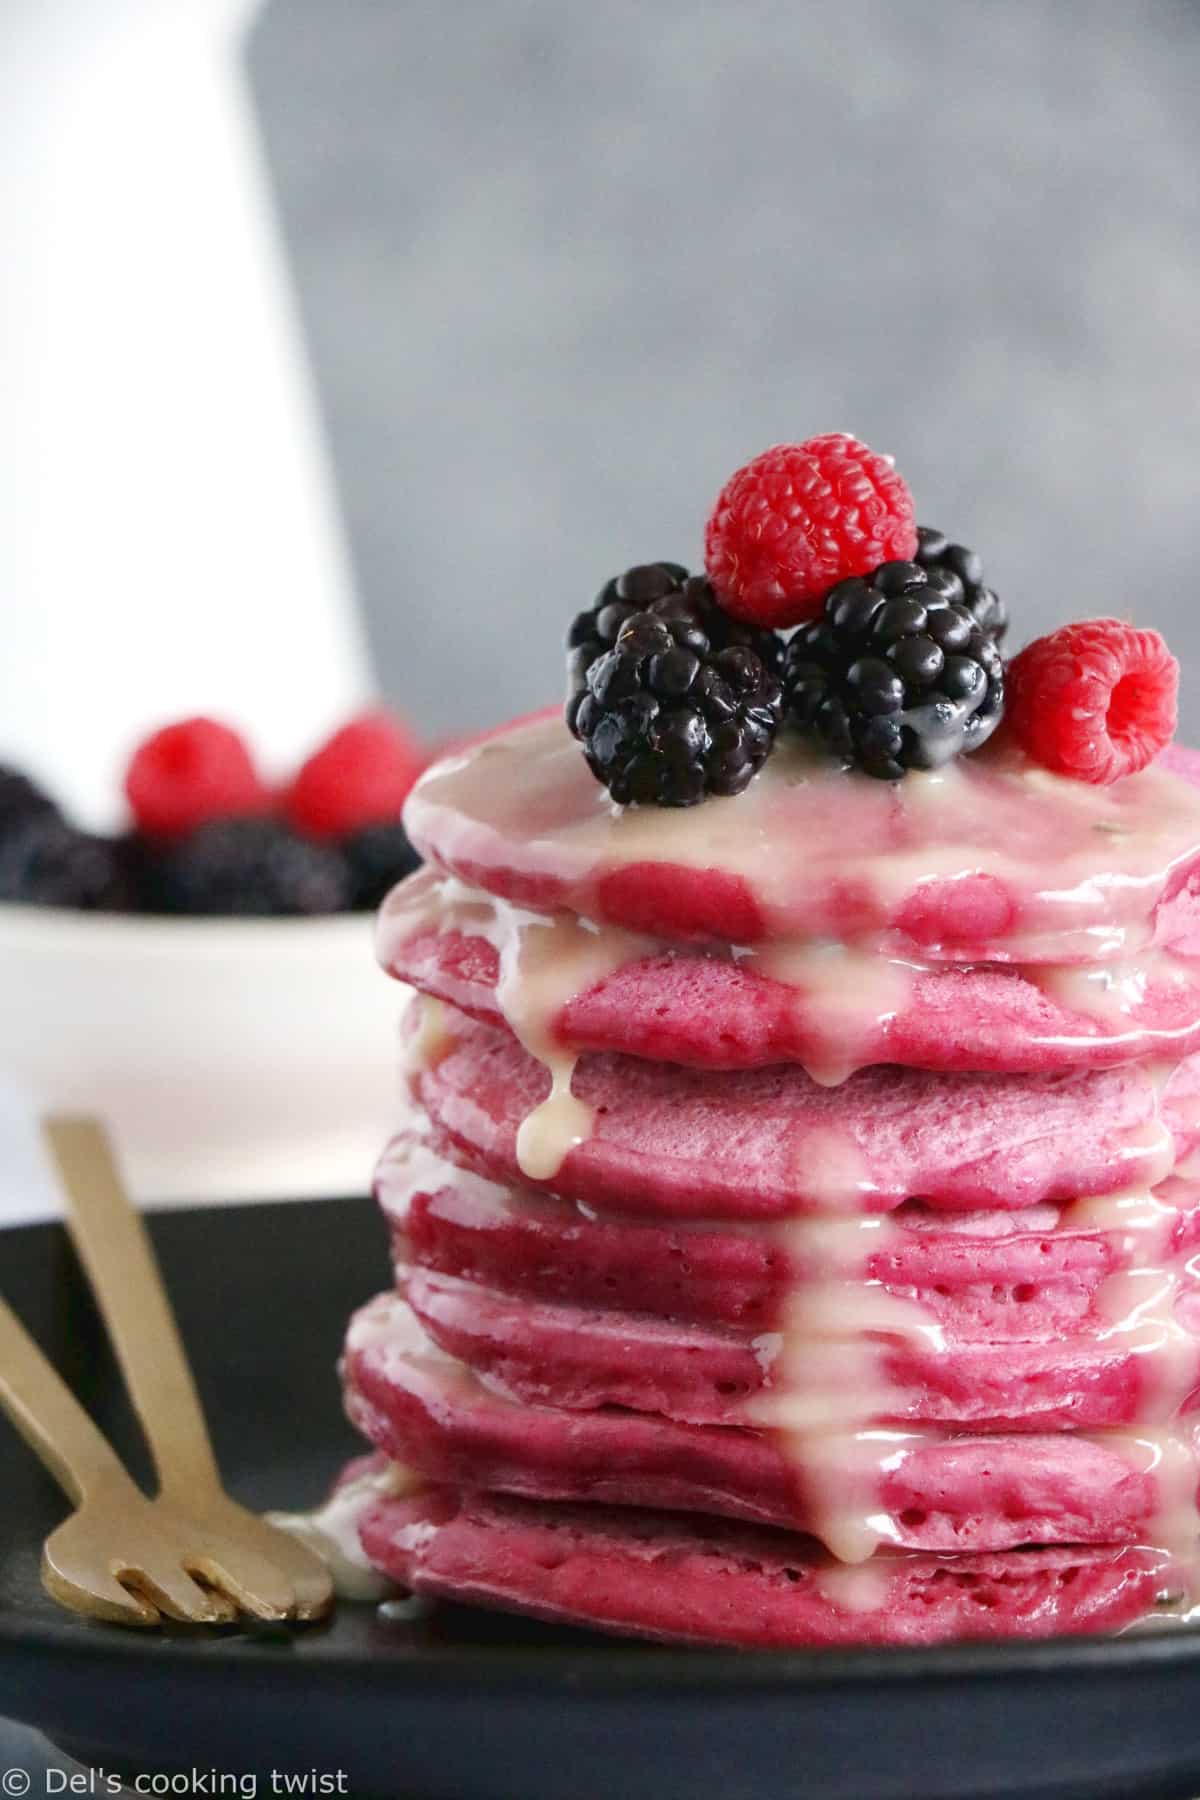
[402, 1265, 1200, 1434]
[343, 1295, 1193, 1556]
[388, 922, 1200, 1079]
[403, 711, 1200, 963]
[357, 1482, 1177, 1648]
[406, 1006, 1199, 1217]
[380, 1132, 1200, 1337]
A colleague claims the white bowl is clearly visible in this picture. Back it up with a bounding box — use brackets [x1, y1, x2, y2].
[0, 903, 406, 1206]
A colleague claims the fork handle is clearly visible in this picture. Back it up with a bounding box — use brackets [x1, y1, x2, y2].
[0, 1298, 132, 1505]
[44, 1117, 221, 1500]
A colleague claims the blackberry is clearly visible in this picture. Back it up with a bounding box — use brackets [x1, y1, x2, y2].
[566, 563, 783, 806]
[111, 830, 159, 911]
[0, 765, 60, 838]
[0, 815, 131, 909]
[343, 821, 422, 910]
[914, 524, 1007, 641]
[783, 559, 1005, 781]
[147, 817, 351, 916]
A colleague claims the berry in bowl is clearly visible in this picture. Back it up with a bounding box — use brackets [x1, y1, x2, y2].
[0, 711, 426, 1205]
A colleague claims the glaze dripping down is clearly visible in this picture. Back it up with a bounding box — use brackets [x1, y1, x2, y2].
[358, 714, 1200, 1633]
[404, 713, 1200, 961]
[267, 1461, 424, 1602]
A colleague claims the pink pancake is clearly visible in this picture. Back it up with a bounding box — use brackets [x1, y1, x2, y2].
[407, 1006, 1197, 1217]
[358, 1483, 1177, 1647]
[389, 918, 1200, 1079]
[403, 1267, 1200, 1433]
[344, 1296, 1191, 1554]
[403, 711, 1200, 964]
[380, 1136, 1200, 1340]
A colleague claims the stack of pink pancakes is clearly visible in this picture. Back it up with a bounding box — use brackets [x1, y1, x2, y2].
[339, 713, 1200, 1647]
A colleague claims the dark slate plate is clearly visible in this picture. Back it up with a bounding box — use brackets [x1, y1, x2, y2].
[2, 1199, 1200, 1800]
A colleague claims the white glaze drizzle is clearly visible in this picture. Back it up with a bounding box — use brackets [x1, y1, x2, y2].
[811, 1549, 900, 1614]
[382, 870, 930, 1094]
[402, 993, 454, 1086]
[752, 1212, 943, 1564]
[1029, 950, 1194, 1041]
[383, 870, 1200, 1118]
[1050, 1186, 1200, 1608]
[375, 1113, 1200, 1581]
[382, 869, 652, 1180]
[494, 909, 649, 1181]
[765, 1186, 1200, 1580]
[1060, 1187, 1200, 1421]
[379, 743, 1200, 1603]
[364, 1134, 1200, 1607]
[747, 941, 919, 1087]
[786, 1127, 878, 1211]
[406, 714, 1200, 961]
[266, 1461, 423, 1602]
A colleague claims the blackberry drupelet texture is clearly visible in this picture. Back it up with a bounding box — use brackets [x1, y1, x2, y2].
[914, 525, 1007, 642]
[566, 563, 783, 806]
[783, 558, 1005, 780]
[147, 817, 352, 916]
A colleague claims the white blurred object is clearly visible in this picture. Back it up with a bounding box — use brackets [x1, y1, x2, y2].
[0, 905, 407, 1214]
[0, 0, 371, 826]
[0, 1078, 60, 1226]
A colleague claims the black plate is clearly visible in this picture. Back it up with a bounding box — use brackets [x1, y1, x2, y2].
[3, 1201, 1200, 1800]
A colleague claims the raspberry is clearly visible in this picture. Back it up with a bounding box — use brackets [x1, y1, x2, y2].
[124, 717, 268, 839]
[1004, 618, 1178, 785]
[704, 435, 918, 628]
[285, 711, 426, 840]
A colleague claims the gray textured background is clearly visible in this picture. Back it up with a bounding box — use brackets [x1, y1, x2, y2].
[249, 0, 1200, 742]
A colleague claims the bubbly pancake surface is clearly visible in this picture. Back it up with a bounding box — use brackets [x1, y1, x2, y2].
[401, 1008, 1198, 1215]
[359, 1481, 1178, 1648]
[383, 889, 1200, 1081]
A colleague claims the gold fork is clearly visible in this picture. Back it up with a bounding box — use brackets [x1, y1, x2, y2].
[0, 1295, 234, 1625]
[42, 1116, 334, 1625]
[0, 1117, 333, 1626]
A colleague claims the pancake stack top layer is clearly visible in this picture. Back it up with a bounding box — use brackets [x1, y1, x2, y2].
[328, 705, 1200, 1646]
